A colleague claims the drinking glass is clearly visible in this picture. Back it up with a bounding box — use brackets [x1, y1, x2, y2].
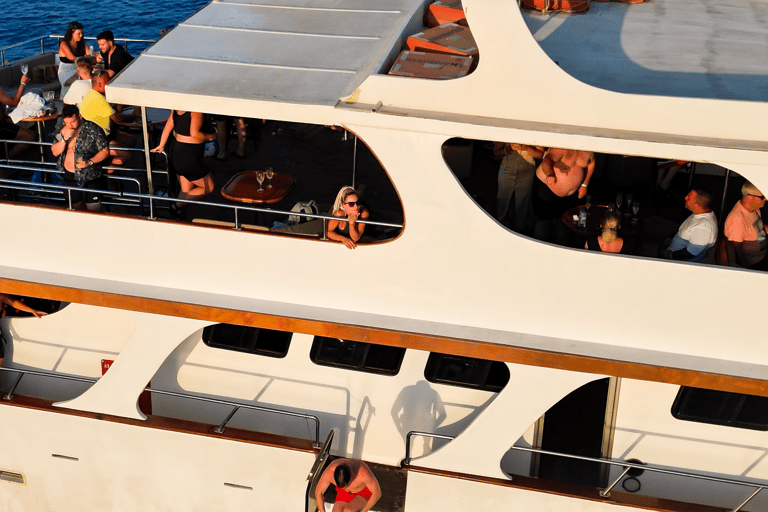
[624, 193, 633, 216]
[266, 167, 274, 188]
[584, 194, 592, 211]
[256, 171, 265, 192]
[44, 90, 55, 106]
[20, 64, 28, 76]
[632, 202, 640, 222]
[616, 192, 624, 212]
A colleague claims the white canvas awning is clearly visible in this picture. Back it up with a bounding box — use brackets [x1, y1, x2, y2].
[107, 0, 426, 121]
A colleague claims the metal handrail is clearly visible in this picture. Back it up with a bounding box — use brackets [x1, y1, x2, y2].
[0, 161, 404, 233]
[1, 34, 156, 65]
[403, 432, 768, 512]
[403, 431, 456, 465]
[0, 366, 321, 446]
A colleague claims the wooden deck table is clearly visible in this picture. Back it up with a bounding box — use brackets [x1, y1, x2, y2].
[562, 205, 609, 237]
[221, 171, 295, 204]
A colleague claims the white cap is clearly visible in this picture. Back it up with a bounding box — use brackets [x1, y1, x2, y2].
[62, 80, 92, 107]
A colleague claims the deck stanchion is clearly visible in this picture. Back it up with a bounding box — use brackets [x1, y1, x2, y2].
[141, 106, 155, 195]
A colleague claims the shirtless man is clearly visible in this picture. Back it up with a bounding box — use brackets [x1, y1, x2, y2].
[536, 148, 595, 198]
[315, 458, 382, 512]
[50, 105, 109, 210]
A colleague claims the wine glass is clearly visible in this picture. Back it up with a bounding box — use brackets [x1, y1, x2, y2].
[615, 192, 624, 212]
[20, 64, 28, 76]
[584, 194, 592, 211]
[624, 193, 633, 216]
[256, 171, 265, 192]
[632, 201, 640, 222]
[266, 167, 274, 188]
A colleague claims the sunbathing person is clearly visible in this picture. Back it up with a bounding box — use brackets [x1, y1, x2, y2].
[327, 186, 370, 250]
[315, 458, 381, 512]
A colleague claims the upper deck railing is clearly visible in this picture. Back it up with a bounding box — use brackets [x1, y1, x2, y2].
[0, 34, 156, 65]
[0, 143, 403, 239]
[0, 366, 322, 447]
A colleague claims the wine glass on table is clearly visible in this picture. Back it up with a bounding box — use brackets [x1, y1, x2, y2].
[615, 192, 624, 213]
[266, 167, 274, 188]
[632, 201, 640, 223]
[256, 171, 265, 192]
[585, 194, 592, 212]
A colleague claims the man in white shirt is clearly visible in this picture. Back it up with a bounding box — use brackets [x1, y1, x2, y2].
[664, 188, 717, 262]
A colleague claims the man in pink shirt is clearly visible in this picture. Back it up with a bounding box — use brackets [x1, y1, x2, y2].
[724, 181, 768, 268]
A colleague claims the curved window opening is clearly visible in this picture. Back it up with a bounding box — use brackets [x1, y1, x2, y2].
[443, 137, 764, 269]
[310, 336, 406, 376]
[672, 386, 768, 431]
[202, 323, 291, 358]
[424, 352, 510, 392]
[0, 119, 403, 246]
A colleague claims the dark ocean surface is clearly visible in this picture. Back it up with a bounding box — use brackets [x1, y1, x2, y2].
[1, 0, 210, 62]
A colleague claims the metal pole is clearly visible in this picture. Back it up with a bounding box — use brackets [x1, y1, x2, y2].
[141, 106, 155, 195]
[720, 168, 730, 223]
[600, 466, 631, 497]
[731, 487, 763, 512]
[352, 135, 357, 189]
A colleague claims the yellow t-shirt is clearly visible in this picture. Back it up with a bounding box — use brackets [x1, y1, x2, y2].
[79, 90, 114, 136]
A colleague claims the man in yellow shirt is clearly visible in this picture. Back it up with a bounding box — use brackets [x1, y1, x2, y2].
[79, 73, 137, 166]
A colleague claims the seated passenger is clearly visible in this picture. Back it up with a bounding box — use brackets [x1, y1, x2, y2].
[50, 104, 109, 211]
[724, 181, 768, 269]
[536, 148, 595, 198]
[585, 212, 627, 254]
[327, 186, 369, 250]
[95, 30, 133, 78]
[0, 73, 35, 158]
[663, 188, 717, 261]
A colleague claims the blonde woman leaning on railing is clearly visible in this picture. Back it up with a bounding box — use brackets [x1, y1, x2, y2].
[327, 186, 370, 250]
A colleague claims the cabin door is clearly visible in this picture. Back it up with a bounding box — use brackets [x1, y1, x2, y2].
[534, 377, 619, 488]
[306, 429, 335, 512]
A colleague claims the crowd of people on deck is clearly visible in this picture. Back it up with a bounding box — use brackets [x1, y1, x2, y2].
[1, 22, 377, 248]
[494, 141, 768, 270]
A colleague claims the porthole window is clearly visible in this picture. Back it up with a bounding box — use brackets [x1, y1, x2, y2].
[310, 336, 405, 376]
[424, 353, 510, 392]
[202, 324, 291, 358]
[672, 386, 768, 431]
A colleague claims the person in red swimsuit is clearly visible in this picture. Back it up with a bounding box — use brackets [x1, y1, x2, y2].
[315, 458, 381, 512]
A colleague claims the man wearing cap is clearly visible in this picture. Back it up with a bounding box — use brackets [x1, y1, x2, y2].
[725, 181, 768, 269]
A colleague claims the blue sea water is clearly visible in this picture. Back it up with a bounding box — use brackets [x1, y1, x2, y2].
[1, 0, 210, 62]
